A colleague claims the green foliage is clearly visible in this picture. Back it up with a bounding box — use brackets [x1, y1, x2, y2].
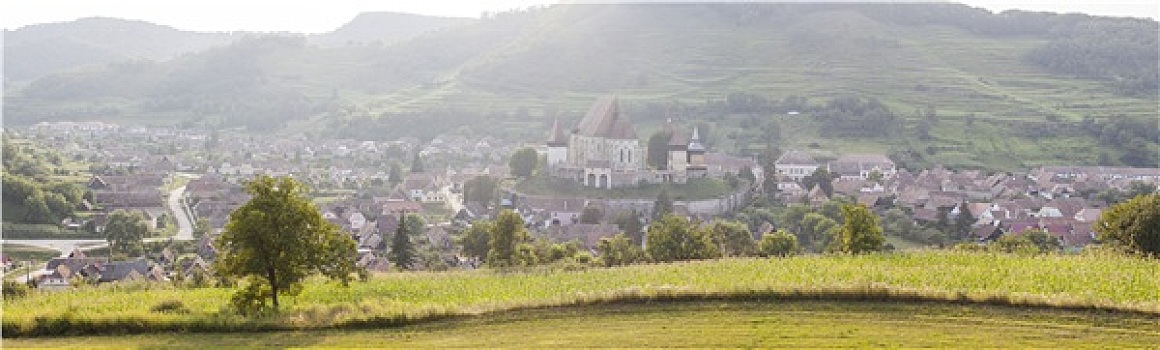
[579, 205, 603, 224]
[801, 168, 834, 198]
[1095, 194, 1160, 257]
[508, 147, 539, 178]
[3, 280, 31, 300]
[988, 230, 1061, 255]
[759, 229, 799, 257]
[214, 175, 361, 311]
[612, 210, 644, 245]
[597, 233, 645, 267]
[390, 214, 416, 270]
[836, 204, 884, 254]
[707, 219, 755, 257]
[410, 153, 425, 173]
[388, 163, 404, 186]
[149, 300, 190, 314]
[459, 221, 491, 261]
[463, 176, 499, 206]
[487, 210, 530, 268]
[647, 130, 671, 170]
[104, 210, 149, 258]
[652, 188, 673, 221]
[645, 214, 720, 262]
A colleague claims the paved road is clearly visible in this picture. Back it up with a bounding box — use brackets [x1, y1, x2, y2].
[169, 185, 194, 241]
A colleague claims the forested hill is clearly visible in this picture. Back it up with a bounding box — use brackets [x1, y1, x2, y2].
[3, 4, 1157, 169]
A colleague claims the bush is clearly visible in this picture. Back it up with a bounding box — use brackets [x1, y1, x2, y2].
[150, 300, 190, 314]
[1095, 194, 1159, 258]
[759, 230, 799, 257]
[3, 280, 31, 300]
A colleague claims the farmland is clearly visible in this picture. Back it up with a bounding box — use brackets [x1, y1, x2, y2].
[4, 251, 1158, 338]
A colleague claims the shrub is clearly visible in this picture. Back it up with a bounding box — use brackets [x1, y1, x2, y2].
[150, 300, 190, 314]
[3, 280, 31, 299]
[759, 230, 799, 257]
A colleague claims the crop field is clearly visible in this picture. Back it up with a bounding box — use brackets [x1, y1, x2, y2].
[4, 251, 1158, 338]
[7, 301, 1159, 348]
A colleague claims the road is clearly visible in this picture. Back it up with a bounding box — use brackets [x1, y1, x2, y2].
[169, 185, 194, 241]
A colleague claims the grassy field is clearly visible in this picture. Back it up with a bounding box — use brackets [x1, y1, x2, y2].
[3, 251, 1158, 337]
[7, 300, 1160, 348]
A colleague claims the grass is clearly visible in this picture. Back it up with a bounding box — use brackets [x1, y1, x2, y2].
[2, 243, 63, 263]
[6, 301, 1160, 348]
[3, 251, 1158, 337]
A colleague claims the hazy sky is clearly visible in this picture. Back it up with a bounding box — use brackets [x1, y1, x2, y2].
[1, 0, 1156, 32]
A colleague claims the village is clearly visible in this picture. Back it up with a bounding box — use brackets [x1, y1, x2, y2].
[5, 113, 1159, 290]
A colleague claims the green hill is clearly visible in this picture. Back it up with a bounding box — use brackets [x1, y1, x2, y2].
[4, 4, 1157, 170]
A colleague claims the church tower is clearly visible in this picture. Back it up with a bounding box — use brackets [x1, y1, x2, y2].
[667, 119, 688, 174]
[546, 118, 568, 169]
[686, 126, 707, 178]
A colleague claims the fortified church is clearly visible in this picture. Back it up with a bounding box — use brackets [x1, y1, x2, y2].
[546, 96, 708, 188]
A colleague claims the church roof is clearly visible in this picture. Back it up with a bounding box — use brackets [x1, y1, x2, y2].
[575, 96, 636, 140]
[547, 118, 568, 146]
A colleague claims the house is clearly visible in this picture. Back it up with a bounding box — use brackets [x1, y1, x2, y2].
[774, 150, 820, 181]
[402, 173, 444, 203]
[522, 196, 589, 226]
[829, 154, 897, 181]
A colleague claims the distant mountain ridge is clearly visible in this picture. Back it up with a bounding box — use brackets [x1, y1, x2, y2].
[309, 12, 473, 47]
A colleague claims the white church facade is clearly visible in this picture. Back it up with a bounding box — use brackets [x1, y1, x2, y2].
[547, 96, 708, 188]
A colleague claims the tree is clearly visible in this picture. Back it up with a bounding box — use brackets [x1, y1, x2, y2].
[463, 175, 499, 206]
[459, 221, 491, 261]
[193, 218, 212, 239]
[104, 210, 148, 259]
[652, 188, 673, 221]
[579, 205, 603, 224]
[487, 210, 529, 267]
[989, 230, 1061, 255]
[509, 147, 539, 178]
[708, 219, 755, 257]
[23, 193, 54, 224]
[758, 229, 798, 257]
[214, 176, 360, 311]
[389, 213, 416, 270]
[800, 212, 839, 252]
[802, 168, 834, 198]
[647, 130, 671, 169]
[597, 233, 644, 267]
[411, 153, 424, 173]
[645, 214, 720, 262]
[1095, 194, 1160, 257]
[836, 204, 884, 254]
[612, 210, 644, 245]
[952, 202, 975, 241]
[388, 163, 404, 186]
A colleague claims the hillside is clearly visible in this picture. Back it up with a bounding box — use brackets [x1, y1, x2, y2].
[4, 4, 1157, 170]
[2, 17, 238, 84]
[308, 12, 473, 47]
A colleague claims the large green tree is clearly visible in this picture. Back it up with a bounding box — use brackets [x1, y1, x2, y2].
[463, 175, 499, 206]
[509, 147, 539, 178]
[707, 219, 755, 257]
[487, 210, 529, 267]
[459, 221, 491, 261]
[652, 188, 673, 221]
[104, 210, 148, 259]
[389, 214, 416, 270]
[612, 210, 644, 245]
[836, 204, 884, 254]
[645, 214, 720, 262]
[1095, 194, 1159, 257]
[214, 176, 360, 311]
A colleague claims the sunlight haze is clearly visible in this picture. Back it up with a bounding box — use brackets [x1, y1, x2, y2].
[1, 0, 1155, 32]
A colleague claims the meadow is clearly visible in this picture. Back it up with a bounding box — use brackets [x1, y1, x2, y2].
[3, 251, 1158, 338]
[8, 301, 1160, 348]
